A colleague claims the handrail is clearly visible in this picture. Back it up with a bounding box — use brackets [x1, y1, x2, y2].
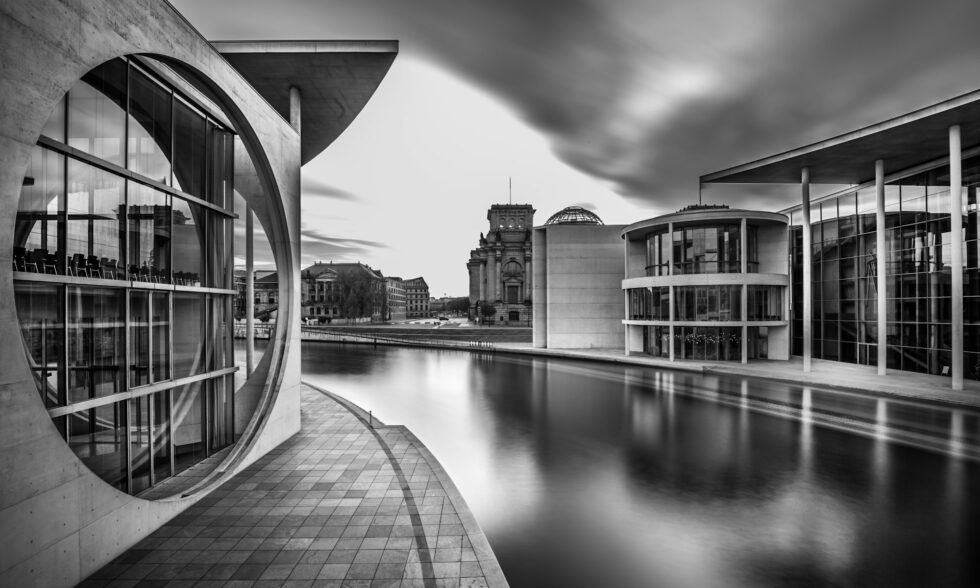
[299, 326, 496, 351]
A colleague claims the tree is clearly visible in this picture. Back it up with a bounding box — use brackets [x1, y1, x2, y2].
[335, 268, 384, 321]
[477, 300, 496, 324]
[446, 297, 469, 316]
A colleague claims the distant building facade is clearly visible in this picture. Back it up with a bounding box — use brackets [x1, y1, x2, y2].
[385, 276, 407, 321]
[467, 204, 535, 325]
[404, 277, 430, 318]
[301, 261, 385, 323]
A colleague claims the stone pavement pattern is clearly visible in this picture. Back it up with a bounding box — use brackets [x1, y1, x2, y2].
[80, 385, 507, 588]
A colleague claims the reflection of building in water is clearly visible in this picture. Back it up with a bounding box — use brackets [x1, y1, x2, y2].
[1, 2, 396, 584]
[468, 204, 534, 325]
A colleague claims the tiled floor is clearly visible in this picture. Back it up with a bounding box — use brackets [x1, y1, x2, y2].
[81, 385, 507, 588]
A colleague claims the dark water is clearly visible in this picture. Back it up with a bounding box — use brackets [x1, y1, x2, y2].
[293, 342, 979, 588]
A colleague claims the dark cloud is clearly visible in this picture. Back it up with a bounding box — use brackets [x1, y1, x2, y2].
[299, 228, 388, 261]
[180, 0, 980, 211]
[301, 176, 363, 202]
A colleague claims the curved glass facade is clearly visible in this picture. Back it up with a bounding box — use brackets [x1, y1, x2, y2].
[789, 160, 979, 379]
[13, 58, 238, 495]
[646, 223, 757, 276]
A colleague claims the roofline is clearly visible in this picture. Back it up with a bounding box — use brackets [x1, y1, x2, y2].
[211, 40, 398, 54]
[700, 87, 980, 184]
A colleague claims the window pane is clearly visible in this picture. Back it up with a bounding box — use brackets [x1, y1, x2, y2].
[207, 212, 231, 288]
[130, 395, 151, 494]
[172, 197, 203, 286]
[67, 287, 125, 403]
[15, 283, 64, 407]
[208, 124, 234, 209]
[173, 99, 206, 199]
[16, 147, 63, 272]
[128, 67, 172, 184]
[172, 382, 204, 474]
[130, 290, 150, 387]
[127, 182, 171, 283]
[152, 292, 170, 383]
[153, 390, 172, 484]
[68, 59, 127, 166]
[69, 401, 127, 491]
[66, 159, 124, 278]
[173, 292, 205, 378]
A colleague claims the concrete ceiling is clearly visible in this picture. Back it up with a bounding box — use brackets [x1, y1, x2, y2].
[700, 89, 980, 185]
[213, 40, 398, 165]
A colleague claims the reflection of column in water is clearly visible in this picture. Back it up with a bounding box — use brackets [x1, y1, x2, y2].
[949, 410, 964, 456]
[740, 379, 748, 408]
[799, 388, 813, 474]
[874, 398, 888, 439]
[738, 380, 749, 470]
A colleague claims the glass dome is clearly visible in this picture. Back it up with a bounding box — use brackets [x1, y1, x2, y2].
[544, 206, 604, 225]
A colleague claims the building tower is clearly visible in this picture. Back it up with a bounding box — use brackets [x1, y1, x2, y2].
[467, 204, 535, 325]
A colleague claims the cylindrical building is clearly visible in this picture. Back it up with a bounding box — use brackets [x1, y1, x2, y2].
[621, 205, 790, 362]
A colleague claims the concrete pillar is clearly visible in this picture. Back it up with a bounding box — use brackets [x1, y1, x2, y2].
[289, 86, 301, 133]
[950, 125, 964, 390]
[669, 286, 675, 362]
[245, 204, 255, 374]
[741, 216, 748, 364]
[802, 167, 812, 372]
[495, 253, 501, 301]
[667, 222, 675, 275]
[478, 262, 485, 300]
[524, 255, 532, 301]
[875, 160, 887, 376]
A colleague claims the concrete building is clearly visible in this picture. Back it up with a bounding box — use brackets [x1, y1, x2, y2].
[385, 276, 407, 322]
[701, 89, 980, 389]
[533, 207, 625, 348]
[622, 205, 790, 362]
[404, 276, 430, 318]
[467, 203, 535, 325]
[0, 2, 396, 585]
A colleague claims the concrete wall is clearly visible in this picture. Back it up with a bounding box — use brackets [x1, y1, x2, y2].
[532, 228, 548, 347]
[0, 2, 305, 585]
[533, 225, 625, 349]
[757, 223, 788, 274]
[768, 325, 790, 360]
[625, 236, 646, 278]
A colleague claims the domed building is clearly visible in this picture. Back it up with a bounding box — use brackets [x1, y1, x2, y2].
[532, 207, 627, 349]
[545, 206, 605, 225]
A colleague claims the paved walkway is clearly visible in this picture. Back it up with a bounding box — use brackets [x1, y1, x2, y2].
[81, 384, 507, 588]
[494, 343, 980, 408]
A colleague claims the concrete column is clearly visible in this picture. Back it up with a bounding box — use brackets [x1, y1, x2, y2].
[667, 222, 675, 275]
[669, 286, 675, 361]
[741, 216, 748, 364]
[479, 262, 485, 300]
[802, 167, 812, 372]
[950, 125, 964, 390]
[524, 255, 532, 301]
[289, 86, 301, 133]
[875, 159, 887, 375]
[245, 204, 255, 374]
[495, 253, 501, 301]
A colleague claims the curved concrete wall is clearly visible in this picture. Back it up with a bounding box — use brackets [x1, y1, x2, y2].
[0, 2, 302, 585]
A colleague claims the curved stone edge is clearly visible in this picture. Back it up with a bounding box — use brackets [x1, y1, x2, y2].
[395, 425, 510, 588]
[302, 381, 509, 587]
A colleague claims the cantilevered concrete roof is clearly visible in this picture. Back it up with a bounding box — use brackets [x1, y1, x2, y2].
[213, 40, 398, 165]
[700, 89, 980, 185]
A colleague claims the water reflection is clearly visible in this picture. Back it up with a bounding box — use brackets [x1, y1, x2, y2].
[301, 343, 980, 588]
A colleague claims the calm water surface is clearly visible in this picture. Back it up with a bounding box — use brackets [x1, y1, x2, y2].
[292, 342, 979, 588]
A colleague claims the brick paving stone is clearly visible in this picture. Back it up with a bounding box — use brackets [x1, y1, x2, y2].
[85, 384, 508, 587]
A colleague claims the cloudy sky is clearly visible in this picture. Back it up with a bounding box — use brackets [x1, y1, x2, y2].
[174, 0, 980, 297]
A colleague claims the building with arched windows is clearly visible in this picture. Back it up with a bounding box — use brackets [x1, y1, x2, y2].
[0, 2, 396, 585]
[467, 203, 535, 324]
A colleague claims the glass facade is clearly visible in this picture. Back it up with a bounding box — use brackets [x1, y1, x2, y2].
[674, 285, 744, 321]
[790, 156, 980, 379]
[12, 57, 239, 495]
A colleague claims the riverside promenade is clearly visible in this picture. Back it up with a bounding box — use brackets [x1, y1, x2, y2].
[491, 343, 980, 409]
[81, 384, 507, 588]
